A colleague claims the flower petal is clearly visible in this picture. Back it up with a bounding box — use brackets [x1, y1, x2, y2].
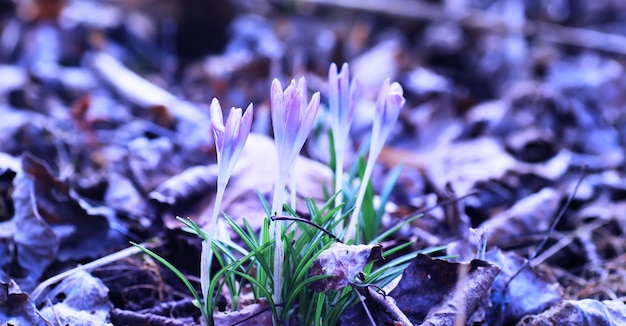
[271, 79, 285, 140]
[210, 98, 225, 156]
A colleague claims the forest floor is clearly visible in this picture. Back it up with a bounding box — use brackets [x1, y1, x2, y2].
[1, 0, 626, 325]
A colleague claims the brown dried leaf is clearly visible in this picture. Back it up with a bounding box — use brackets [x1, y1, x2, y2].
[308, 243, 383, 292]
[389, 254, 500, 325]
[426, 137, 517, 196]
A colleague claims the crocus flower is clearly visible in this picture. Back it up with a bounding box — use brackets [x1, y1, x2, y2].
[271, 77, 321, 190]
[270, 77, 320, 306]
[210, 98, 254, 190]
[328, 62, 359, 210]
[200, 98, 253, 305]
[344, 78, 405, 242]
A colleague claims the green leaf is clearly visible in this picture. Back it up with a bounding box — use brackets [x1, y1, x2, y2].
[375, 164, 403, 220]
[370, 213, 422, 244]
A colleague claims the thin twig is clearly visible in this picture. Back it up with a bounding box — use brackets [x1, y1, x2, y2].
[271, 215, 343, 243]
[355, 289, 378, 326]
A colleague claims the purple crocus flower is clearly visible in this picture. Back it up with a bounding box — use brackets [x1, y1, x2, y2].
[328, 63, 359, 209]
[345, 78, 405, 242]
[210, 98, 254, 189]
[201, 98, 253, 303]
[270, 77, 320, 306]
[371, 79, 405, 156]
[271, 77, 320, 186]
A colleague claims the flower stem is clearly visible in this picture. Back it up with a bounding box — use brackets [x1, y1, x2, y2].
[200, 180, 226, 324]
[271, 173, 287, 310]
[290, 163, 297, 210]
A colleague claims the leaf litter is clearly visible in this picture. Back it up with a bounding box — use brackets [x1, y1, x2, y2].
[2, 0, 626, 325]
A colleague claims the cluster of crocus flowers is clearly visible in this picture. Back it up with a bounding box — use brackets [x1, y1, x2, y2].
[199, 67, 403, 315]
[270, 77, 320, 306]
[201, 98, 253, 304]
[328, 63, 359, 212]
[344, 78, 405, 242]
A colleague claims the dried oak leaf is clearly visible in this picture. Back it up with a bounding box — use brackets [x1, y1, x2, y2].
[308, 243, 383, 292]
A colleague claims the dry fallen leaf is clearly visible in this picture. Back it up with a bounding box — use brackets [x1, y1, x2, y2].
[481, 187, 560, 247]
[389, 254, 500, 325]
[38, 270, 113, 326]
[516, 299, 626, 326]
[485, 249, 562, 324]
[308, 242, 383, 293]
[213, 298, 272, 326]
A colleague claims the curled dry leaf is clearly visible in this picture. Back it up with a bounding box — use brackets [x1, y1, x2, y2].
[149, 165, 218, 221]
[308, 242, 383, 293]
[389, 254, 500, 325]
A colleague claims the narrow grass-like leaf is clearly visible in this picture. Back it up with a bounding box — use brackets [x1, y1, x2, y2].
[313, 291, 325, 326]
[375, 164, 403, 220]
[176, 216, 208, 241]
[285, 273, 332, 310]
[348, 136, 371, 180]
[370, 213, 423, 244]
[257, 190, 272, 216]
